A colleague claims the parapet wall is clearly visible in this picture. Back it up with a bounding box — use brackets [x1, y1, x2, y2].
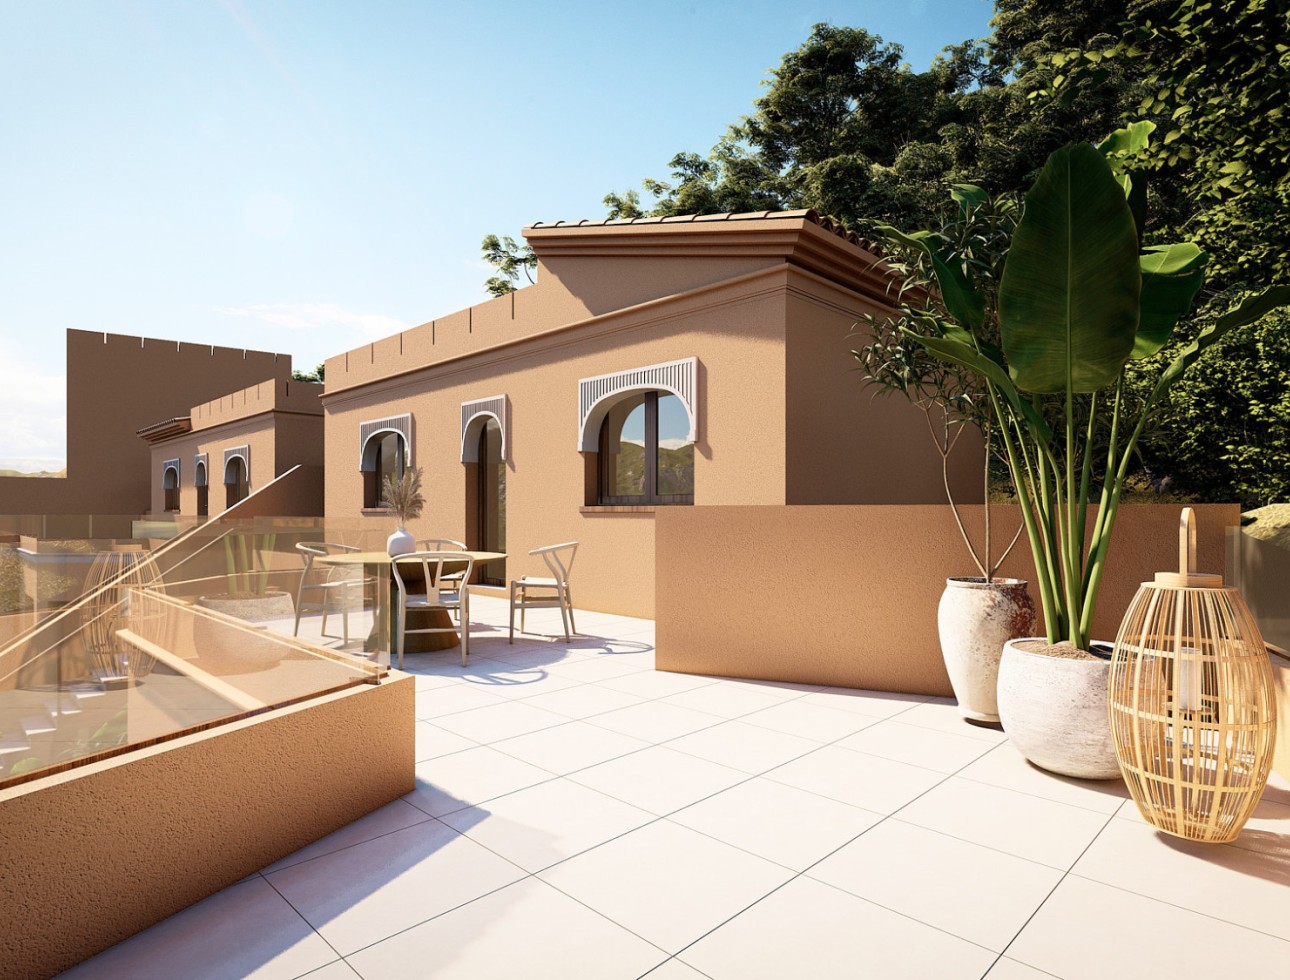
[192, 378, 322, 431]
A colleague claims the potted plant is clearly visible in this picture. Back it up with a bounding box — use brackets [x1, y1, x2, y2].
[197, 530, 294, 622]
[894, 124, 1289, 777]
[382, 467, 425, 557]
[856, 188, 1033, 724]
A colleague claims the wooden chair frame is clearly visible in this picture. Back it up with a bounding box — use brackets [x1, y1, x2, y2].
[391, 551, 475, 668]
[509, 542, 578, 643]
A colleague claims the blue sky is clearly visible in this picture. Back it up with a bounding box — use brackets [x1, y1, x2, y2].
[0, 0, 994, 471]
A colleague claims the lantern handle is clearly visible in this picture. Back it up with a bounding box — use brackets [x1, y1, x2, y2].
[1179, 507, 1197, 576]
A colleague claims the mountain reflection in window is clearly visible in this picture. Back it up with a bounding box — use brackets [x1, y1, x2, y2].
[598, 391, 693, 505]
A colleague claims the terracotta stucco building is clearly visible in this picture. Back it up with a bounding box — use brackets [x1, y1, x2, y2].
[321, 210, 981, 618]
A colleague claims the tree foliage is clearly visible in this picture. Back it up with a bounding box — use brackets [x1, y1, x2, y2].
[480, 234, 537, 297]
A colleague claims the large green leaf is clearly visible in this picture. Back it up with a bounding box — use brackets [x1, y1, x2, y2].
[1153, 286, 1290, 398]
[931, 253, 985, 332]
[1134, 243, 1208, 358]
[998, 143, 1141, 393]
[904, 329, 1052, 444]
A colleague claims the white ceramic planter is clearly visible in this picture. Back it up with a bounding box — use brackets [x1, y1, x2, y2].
[194, 591, 299, 675]
[937, 578, 1036, 723]
[386, 526, 415, 557]
[996, 637, 1121, 779]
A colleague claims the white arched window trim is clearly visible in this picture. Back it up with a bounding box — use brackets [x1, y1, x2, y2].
[161, 458, 180, 489]
[577, 357, 697, 452]
[194, 453, 208, 488]
[461, 395, 508, 463]
[359, 413, 413, 472]
[223, 445, 250, 485]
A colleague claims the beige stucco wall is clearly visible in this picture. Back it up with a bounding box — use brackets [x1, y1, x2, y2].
[783, 271, 984, 505]
[655, 504, 1240, 693]
[1273, 654, 1290, 782]
[147, 380, 324, 518]
[325, 275, 792, 619]
[0, 331, 290, 517]
[0, 674, 414, 980]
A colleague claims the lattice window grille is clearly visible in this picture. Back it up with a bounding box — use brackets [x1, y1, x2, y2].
[359, 413, 413, 471]
[577, 357, 697, 451]
[460, 396, 508, 462]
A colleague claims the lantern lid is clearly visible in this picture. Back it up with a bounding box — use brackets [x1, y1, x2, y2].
[1153, 508, 1224, 589]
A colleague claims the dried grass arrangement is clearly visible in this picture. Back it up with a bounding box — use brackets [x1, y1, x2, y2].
[381, 467, 425, 526]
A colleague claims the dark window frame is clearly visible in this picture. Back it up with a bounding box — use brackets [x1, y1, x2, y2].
[364, 431, 407, 509]
[476, 419, 506, 586]
[597, 391, 694, 506]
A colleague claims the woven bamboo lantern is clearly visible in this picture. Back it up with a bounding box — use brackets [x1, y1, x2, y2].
[1109, 508, 1277, 843]
[82, 548, 163, 680]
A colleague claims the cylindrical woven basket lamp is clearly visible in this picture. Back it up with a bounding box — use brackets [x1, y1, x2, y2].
[1109, 508, 1277, 843]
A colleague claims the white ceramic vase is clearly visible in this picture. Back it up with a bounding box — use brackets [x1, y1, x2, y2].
[937, 577, 1035, 723]
[996, 638, 1121, 779]
[386, 526, 415, 557]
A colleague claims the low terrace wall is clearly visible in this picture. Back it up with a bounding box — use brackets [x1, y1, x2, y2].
[655, 504, 1240, 695]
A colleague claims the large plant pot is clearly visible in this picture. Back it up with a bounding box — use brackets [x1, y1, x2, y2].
[937, 577, 1036, 723]
[196, 590, 296, 624]
[996, 638, 1121, 780]
[193, 590, 299, 675]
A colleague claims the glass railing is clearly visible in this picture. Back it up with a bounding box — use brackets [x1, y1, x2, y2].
[0, 511, 398, 788]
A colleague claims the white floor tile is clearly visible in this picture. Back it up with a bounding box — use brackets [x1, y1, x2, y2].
[454, 669, 585, 700]
[540, 820, 793, 954]
[430, 699, 570, 743]
[740, 699, 881, 743]
[416, 684, 508, 719]
[296, 961, 362, 979]
[266, 819, 526, 956]
[660, 683, 788, 719]
[670, 776, 882, 871]
[599, 670, 719, 699]
[808, 820, 1062, 950]
[404, 747, 554, 817]
[835, 720, 998, 774]
[766, 744, 945, 814]
[263, 799, 433, 874]
[666, 720, 822, 775]
[58, 877, 338, 980]
[1006, 875, 1290, 980]
[895, 699, 1009, 742]
[678, 874, 997, 980]
[490, 719, 651, 774]
[569, 745, 749, 815]
[546, 657, 651, 683]
[896, 777, 1113, 869]
[519, 683, 646, 720]
[588, 700, 725, 743]
[414, 720, 477, 761]
[1071, 817, 1290, 941]
[983, 957, 1060, 979]
[439, 777, 656, 872]
[959, 743, 1129, 814]
[346, 877, 666, 979]
[800, 687, 930, 718]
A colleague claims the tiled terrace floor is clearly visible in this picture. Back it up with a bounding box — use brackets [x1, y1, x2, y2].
[63, 597, 1290, 979]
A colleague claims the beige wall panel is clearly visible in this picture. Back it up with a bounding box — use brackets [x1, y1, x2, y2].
[0, 676, 414, 980]
[0, 331, 288, 516]
[540, 255, 777, 319]
[324, 288, 790, 618]
[656, 504, 1239, 693]
[272, 413, 326, 474]
[784, 282, 986, 505]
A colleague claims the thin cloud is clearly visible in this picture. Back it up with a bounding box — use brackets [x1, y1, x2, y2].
[217, 303, 407, 341]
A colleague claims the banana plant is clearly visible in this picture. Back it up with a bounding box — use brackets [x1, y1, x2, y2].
[222, 532, 278, 597]
[900, 129, 1290, 649]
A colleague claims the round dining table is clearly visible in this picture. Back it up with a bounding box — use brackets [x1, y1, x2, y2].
[315, 550, 506, 655]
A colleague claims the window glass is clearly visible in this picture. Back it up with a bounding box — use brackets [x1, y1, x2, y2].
[656, 392, 695, 497]
[368, 431, 406, 507]
[478, 418, 506, 585]
[601, 394, 647, 498]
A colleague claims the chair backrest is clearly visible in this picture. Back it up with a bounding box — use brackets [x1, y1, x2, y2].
[391, 551, 475, 606]
[418, 538, 466, 551]
[296, 541, 359, 575]
[529, 542, 577, 585]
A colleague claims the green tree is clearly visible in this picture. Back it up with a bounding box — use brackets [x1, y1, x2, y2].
[291, 363, 325, 383]
[481, 234, 537, 296]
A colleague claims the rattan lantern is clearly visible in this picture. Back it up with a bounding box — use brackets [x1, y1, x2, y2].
[1109, 508, 1277, 843]
[82, 548, 163, 680]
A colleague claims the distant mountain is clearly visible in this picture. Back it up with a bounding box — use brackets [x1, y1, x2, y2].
[607, 442, 693, 496]
[0, 468, 66, 478]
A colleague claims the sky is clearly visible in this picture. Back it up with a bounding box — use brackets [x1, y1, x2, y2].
[0, 0, 995, 472]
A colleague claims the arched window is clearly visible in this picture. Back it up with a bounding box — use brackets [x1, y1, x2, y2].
[598, 391, 694, 505]
[362, 430, 408, 508]
[194, 460, 209, 517]
[225, 456, 249, 509]
[474, 417, 506, 585]
[162, 464, 180, 513]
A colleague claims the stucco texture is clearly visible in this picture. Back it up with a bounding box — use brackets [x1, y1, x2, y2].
[0, 674, 414, 980]
[655, 504, 1240, 694]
